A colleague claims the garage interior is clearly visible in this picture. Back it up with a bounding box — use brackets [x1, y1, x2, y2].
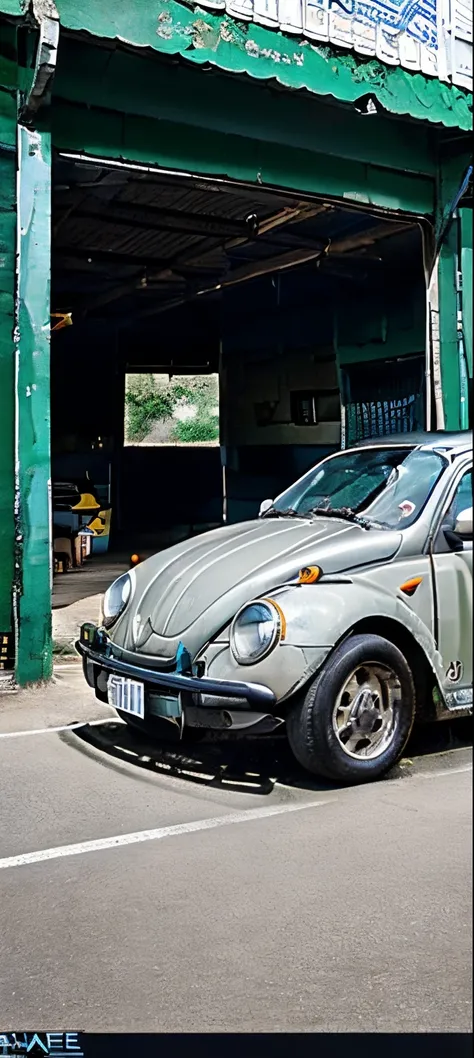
[50, 151, 427, 636]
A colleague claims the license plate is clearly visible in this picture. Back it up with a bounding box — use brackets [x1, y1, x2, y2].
[107, 675, 145, 719]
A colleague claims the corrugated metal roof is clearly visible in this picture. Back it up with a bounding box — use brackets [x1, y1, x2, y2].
[52, 155, 421, 321]
[53, 160, 300, 275]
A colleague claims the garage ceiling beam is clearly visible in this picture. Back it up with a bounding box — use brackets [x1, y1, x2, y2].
[125, 206, 333, 322]
[132, 244, 328, 323]
[54, 247, 172, 268]
[129, 213, 412, 321]
[77, 203, 331, 316]
[55, 198, 356, 318]
[145, 204, 330, 284]
[197, 245, 328, 293]
[80, 276, 153, 317]
[329, 221, 416, 254]
[68, 205, 260, 241]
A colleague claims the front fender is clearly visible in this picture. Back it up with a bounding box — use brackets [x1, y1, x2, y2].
[271, 579, 444, 689]
[198, 579, 444, 707]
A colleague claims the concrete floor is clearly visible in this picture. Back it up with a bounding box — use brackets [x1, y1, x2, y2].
[16, 533, 472, 1033]
[52, 554, 131, 649]
[0, 670, 472, 1033]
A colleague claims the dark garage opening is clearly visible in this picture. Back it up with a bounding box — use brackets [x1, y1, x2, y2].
[49, 153, 427, 640]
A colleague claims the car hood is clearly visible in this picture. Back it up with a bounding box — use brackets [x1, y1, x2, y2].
[114, 517, 402, 660]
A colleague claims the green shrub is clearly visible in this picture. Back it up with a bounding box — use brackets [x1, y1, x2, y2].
[125, 373, 219, 444]
[172, 417, 219, 443]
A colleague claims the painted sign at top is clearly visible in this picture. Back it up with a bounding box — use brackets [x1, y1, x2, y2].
[197, 0, 472, 90]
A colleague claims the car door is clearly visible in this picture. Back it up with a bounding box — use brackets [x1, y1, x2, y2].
[431, 465, 473, 704]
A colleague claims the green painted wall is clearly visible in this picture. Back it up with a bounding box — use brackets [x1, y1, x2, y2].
[0, 72, 16, 642]
[1, 21, 53, 682]
[438, 223, 461, 430]
[51, 100, 435, 218]
[54, 38, 437, 180]
[0, 1, 28, 13]
[336, 279, 425, 366]
[15, 123, 53, 684]
[461, 208, 472, 381]
[51, 35, 437, 217]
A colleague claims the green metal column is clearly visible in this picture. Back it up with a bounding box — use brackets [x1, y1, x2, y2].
[14, 122, 53, 683]
[0, 72, 16, 665]
[460, 209, 473, 381]
[435, 151, 471, 432]
[438, 223, 461, 431]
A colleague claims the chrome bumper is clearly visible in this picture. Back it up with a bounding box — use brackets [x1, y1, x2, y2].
[75, 624, 276, 710]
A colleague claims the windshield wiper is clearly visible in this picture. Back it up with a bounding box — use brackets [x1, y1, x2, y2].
[262, 507, 311, 520]
[263, 505, 387, 528]
[309, 506, 378, 530]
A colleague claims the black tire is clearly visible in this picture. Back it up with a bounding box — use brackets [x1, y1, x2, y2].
[286, 634, 415, 784]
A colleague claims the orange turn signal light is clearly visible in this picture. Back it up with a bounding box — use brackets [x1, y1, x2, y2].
[130, 553, 141, 566]
[400, 576, 422, 596]
[298, 566, 322, 585]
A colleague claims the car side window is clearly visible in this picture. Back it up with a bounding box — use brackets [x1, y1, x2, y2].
[444, 469, 473, 532]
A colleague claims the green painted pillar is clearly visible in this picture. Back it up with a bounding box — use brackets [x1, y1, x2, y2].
[460, 209, 472, 381]
[438, 223, 461, 431]
[0, 26, 18, 669]
[435, 151, 471, 432]
[0, 84, 16, 666]
[14, 122, 53, 684]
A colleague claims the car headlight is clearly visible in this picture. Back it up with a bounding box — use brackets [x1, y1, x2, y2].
[102, 572, 133, 629]
[230, 600, 283, 665]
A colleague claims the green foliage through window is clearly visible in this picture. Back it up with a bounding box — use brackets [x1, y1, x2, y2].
[125, 373, 219, 446]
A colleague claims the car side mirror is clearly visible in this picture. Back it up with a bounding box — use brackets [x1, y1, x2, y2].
[259, 498, 273, 517]
[454, 507, 473, 538]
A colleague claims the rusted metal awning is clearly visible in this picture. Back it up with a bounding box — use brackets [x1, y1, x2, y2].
[1, 0, 471, 129]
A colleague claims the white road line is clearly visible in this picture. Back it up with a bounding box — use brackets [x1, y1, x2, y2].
[417, 764, 472, 779]
[0, 717, 122, 740]
[0, 799, 330, 870]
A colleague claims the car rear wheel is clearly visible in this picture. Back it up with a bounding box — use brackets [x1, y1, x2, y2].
[286, 634, 415, 784]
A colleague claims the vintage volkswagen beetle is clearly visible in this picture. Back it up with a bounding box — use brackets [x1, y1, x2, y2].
[77, 431, 472, 784]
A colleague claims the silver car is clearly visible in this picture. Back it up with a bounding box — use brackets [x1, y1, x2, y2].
[77, 431, 472, 784]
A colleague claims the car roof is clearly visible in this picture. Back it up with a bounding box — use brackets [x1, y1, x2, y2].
[353, 431, 472, 455]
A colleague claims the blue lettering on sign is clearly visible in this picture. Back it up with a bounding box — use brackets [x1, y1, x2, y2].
[197, 0, 472, 89]
[318, 0, 437, 46]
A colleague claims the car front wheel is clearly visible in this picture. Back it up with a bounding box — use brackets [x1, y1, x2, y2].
[286, 634, 416, 784]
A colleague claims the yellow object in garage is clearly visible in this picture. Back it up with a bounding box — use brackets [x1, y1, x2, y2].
[86, 508, 112, 555]
[87, 509, 112, 537]
[51, 312, 73, 333]
[72, 493, 100, 511]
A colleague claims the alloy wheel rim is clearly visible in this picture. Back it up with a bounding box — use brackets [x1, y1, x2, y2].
[332, 662, 401, 761]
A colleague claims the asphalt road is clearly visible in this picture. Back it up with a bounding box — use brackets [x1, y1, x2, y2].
[0, 702, 471, 1033]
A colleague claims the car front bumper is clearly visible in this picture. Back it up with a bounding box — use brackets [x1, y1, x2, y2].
[76, 624, 281, 733]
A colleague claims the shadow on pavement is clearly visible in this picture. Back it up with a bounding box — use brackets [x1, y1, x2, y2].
[69, 714, 473, 797]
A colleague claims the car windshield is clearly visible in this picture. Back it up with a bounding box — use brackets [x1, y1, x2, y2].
[268, 446, 448, 529]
